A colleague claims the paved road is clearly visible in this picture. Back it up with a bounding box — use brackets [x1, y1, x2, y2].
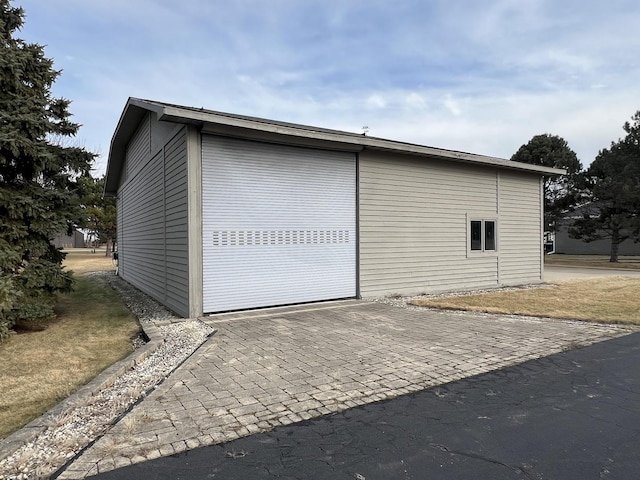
[545, 264, 640, 281]
[88, 331, 640, 480]
[58, 301, 630, 478]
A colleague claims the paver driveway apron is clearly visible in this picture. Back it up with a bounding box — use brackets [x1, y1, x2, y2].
[60, 300, 631, 479]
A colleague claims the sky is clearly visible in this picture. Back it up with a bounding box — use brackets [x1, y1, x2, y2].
[16, 0, 640, 176]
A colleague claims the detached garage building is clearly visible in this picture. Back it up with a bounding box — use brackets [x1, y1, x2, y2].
[105, 98, 561, 318]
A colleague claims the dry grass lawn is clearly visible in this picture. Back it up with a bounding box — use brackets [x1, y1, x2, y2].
[63, 247, 116, 275]
[410, 277, 640, 325]
[0, 249, 138, 440]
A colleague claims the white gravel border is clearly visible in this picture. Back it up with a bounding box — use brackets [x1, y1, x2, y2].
[369, 283, 554, 311]
[1, 279, 633, 479]
[0, 272, 214, 480]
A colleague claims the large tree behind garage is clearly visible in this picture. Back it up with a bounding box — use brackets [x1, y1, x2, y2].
[511, 133, 582, 231]
[570, 111, 640, 262]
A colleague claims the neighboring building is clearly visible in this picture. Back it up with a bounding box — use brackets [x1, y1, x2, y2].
[554, 207, 640, 255]
[104, 98, 562, 318]
[555, 226, 640, 255]
[51, 229, 85, 248]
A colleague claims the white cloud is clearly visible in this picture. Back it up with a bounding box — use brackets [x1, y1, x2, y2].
[365, 94, 387, 109]
[15, 0, 640, 175]
[443, 95, 463, 117]
[404, 92, 427, 110]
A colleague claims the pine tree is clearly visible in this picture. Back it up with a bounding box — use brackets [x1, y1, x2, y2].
[511, 134, 582, 231]
[569, 112, 640, 262]
[0, 1, 94, 339]
[77, 176, 117, 256]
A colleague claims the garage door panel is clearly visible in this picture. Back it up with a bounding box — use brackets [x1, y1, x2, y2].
[202, 136, 356, 312]
[203, 244, 354, 311]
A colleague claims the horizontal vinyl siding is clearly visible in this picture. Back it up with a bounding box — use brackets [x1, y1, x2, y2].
[359, 151, 499, 297]
[117, 122, 190, 317]
[163, 130, 189, 316]
[120, 150, 166, 301]
[499, 172, 543, 284]
[125, 113, 150, 178]
[117, 193, 124, 275]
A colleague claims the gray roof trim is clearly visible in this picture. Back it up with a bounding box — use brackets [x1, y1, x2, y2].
[105, 97, 564, 195]
[104, 99, 163, 195]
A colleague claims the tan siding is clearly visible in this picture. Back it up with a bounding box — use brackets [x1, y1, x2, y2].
[498, 171, 543, 284]
[359, 150, 499, 297]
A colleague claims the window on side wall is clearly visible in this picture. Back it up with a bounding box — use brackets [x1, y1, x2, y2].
[469, 219, 497, 252]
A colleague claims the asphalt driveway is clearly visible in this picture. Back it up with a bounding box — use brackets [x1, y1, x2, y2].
[89, 331, 640, 480]
[58, 300, 632, 478]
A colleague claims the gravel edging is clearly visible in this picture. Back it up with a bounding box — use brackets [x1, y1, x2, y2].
[0, 333, 163, 463]
[0, 272, 215, 480]
[369, 283, 640, 332]
[368, 284, 553, 313]
[3, 279, 634, 479]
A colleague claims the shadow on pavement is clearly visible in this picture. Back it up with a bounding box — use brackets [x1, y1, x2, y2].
[86, 332, 640, 480]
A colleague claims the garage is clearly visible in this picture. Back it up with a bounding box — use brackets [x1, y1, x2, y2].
[201, 135, 357, 312]
[106, 98, 560, 319]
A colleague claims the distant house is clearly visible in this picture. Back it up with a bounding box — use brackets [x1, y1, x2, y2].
[104, 98, 563, 318]
[51, 229, 85, 249]
[555, 206, 640, 255]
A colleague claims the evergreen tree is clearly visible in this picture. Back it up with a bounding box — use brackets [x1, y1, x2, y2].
[77, 176, 117, 256]
[569, 112, 640, 262]
[0, 1, 94, 339]
[511, 134, 582, 231]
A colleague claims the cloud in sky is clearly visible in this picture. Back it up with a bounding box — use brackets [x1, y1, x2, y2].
[17, 0, 640, 175]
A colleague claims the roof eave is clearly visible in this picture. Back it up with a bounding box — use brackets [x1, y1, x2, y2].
[157, 104, 565, 176]
[104, 99, 565, 197]
[104, 98, 165, 197]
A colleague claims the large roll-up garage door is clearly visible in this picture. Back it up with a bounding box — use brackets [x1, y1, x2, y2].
[202, 135, 356, 312]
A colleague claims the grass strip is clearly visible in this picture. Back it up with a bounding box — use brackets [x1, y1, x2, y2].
[0, 275, 139, 439]
[410, 277, 640, 325]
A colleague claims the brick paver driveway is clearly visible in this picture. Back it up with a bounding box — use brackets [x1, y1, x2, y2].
[61, 300, 632, 478]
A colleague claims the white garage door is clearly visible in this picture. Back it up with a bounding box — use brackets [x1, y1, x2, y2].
[202, 135, 356, 312]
